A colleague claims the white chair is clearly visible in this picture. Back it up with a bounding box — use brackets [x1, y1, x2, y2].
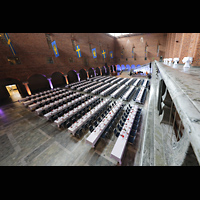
[182, 57, 193, 68]
[163, 58, 168, 64]
[173, 58, 179, 64]
[168, 58, 173, 65]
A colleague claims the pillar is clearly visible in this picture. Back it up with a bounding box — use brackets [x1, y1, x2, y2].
[112, 65, 115, 72]
[64, 75, 69, 85]
[86, 71, 89, 79]
[47, 78, 53, 89]
[94, 70, 96, 77]
[22, 82, 31, 96]
[77, 73, 81, 82]
[99, 68, 102, 76]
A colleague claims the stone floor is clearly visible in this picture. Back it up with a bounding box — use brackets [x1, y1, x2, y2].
[0, 72, 150, 166]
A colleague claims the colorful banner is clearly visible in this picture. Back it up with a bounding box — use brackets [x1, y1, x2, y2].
[157, 44, 160, 57]
[4, 33, 16, 56]
[76, 45, 81, 58]
[102, 50, 106, 59]
[51, 41, 59, 57]
[110, 51, 113, 58]
[132, 48, 134, 58]
[145, 45, 147, 60]
[92, 48, 97, 58]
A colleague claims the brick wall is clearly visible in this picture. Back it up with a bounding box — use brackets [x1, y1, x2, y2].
[0, 33, 115, 82]
[164, 33, 200, 66]
[114, 33, 167, 66]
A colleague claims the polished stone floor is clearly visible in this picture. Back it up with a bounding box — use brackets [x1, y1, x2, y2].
[0, 72, 150, 166]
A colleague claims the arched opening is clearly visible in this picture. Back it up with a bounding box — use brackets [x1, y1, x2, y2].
[131, 64, 135, 69]
[51, 72, 66, 88]
[0, 77, 25, 103]
[136, 64, 141, 68]
[95, 67, 101, 76]
[88, 68, 95, 78]
[121, 64, 126, 71]
[79, 69, 87, 81]
[28, 74, 50, 94]
[116, 64, 121, 71]
[67, 70, 79, 84]
[126, 64, 130, 71]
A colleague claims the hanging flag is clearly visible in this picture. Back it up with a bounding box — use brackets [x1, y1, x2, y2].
[145, 42, 148, 60]
[157, 44, 160, 57]
[51, 41, 59, 57]
[4, 33, 16, 56]
[92, 48, 97, 58]
[102, 50, 106, 59]
[76, 45, 81, 58]
[132, 47, 134, 58]
[110, 51, 113, 59]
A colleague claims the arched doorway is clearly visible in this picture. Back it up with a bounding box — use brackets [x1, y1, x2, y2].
[116, 64, 121, 71]
[95, 67, 101, 76]
[131, 64, 135, 69]
[126, 64, 130, 71]
[51, 72, 66, 88]
[121, 64, 125, 70]
[67, 70, 78, 84]
[0, 77, 25, 102]
[136, 64, 141, 68]
[79, 69, 87, 81]
[88, 68, 95, 78]
[28, 74, 50, 94]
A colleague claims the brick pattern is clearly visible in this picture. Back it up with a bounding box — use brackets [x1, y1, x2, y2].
[0, 33, 115, 82]
[114, 33, 167, 66]
[165, 33, 200, 66]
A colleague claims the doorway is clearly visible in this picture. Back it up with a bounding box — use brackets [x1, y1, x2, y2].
[5, 84, 21, 102]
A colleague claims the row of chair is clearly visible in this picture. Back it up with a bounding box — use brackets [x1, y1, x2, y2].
[140, 88, 147, 104]
[100, 102, 125, 139]
[40, 92, 83, 115]
[133, 87, 141, 101]
[74, 100, 112, 138]
[48, 94, 89, 122]
[70, 81, 92, 90]
[127, 108, 142, 144]
[101, 84, 118, 97]
[66, 80, 86, 88]
[125, 88, 136, 102]
[59, 97, 103, 130]
[84, 82, 104, 93]
[92, 83, 111, 95]
[77, 82, 97, 91]
[24, 88, 63, 101]
[113, 104, 132, 137]
[88, 101, 117, 134]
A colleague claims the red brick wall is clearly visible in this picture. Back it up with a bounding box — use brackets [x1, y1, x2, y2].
[173, 33, 183, 58]
[164, 33, 200, 66]
[0, 33, 115, 82]
[114, 33, 167, 66]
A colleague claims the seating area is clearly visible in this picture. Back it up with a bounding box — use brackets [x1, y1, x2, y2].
[134, 81, 149, 104]
[19, 74, 149, 165]
[86, 100, 123, 147]
[111, 105, 142, 164]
